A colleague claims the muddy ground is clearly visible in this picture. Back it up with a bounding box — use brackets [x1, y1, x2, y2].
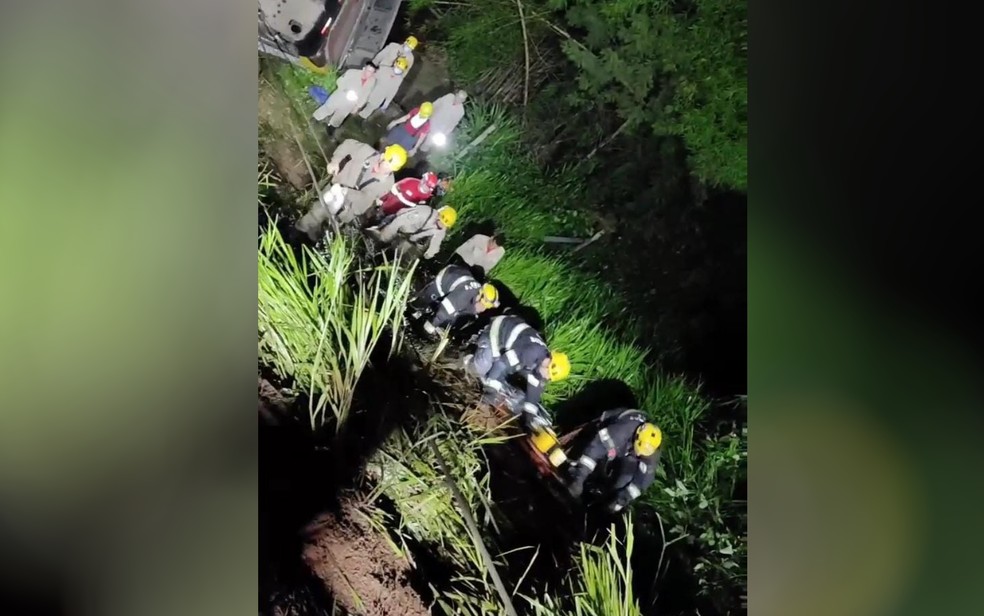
[302, 504, 429, 616]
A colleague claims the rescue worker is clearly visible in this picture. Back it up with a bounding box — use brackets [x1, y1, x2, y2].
[409, 265, 500, 335]
[372, 35, 417, 72]
[313, 61, 377, 132]
[357, 57, 410, 119]
[383, 103, 433, 156]
[421, 90, 468, 153]
[465, 315, 570, 414]
[295, 141, 407, 239]
[453, 232, 504, 275]
[379, 171, 448, 216]
[565, 409, 662, 513]
[367, 204, 457, 260]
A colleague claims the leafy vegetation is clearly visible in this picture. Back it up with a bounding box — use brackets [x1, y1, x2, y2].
[257, 223, 416, 429]
[416, 0, 747, 189]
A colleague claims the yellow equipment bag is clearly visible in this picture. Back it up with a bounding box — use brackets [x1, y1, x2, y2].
[531, 428, 567, 467]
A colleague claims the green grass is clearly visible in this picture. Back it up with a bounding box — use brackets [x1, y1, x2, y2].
[429, 101, 594, 243]
[525, 518, 642, 616]
[274, 61, 340, 117]
[427, 95, 746, 609]
[257, 222, 416, 429]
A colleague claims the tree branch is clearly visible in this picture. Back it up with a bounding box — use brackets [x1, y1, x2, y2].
[513, 0, 532, 106]
[585, 118, 630, 160]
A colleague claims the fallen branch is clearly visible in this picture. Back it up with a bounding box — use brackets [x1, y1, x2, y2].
[585, 119, 630, 161]
[572, 231, 604, 253]
[513, 0, 531, 106]
[428, 440, 520, 616]
[455, 124, 497, 160]
[543, 236, 585, 244]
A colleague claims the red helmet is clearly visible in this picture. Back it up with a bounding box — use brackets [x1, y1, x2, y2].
[422, 171, 439, 189]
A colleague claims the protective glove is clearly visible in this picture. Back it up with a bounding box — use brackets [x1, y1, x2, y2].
[523, 412, 550, 432]
[606, 490, 631, 514]
[480, 387, 501, 406]
[521, 405, 551, 431]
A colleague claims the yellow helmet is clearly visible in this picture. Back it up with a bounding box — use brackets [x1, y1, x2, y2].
[381, 144, 408, 171]
[419, 101, 434, 118]
[547, 352, 570, 381]
[405, 36, 419, 50]
[634, 423, 662, 457]
[394, 57, 409, 72]
[438, 206, 457, 228]
[478, 283, 499, 308]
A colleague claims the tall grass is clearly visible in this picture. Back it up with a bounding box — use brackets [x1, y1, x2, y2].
[365, 408, 515, 615]
[432, 101, 595, 243]
[258, 223, 416, 429]
[526, 518, 642, 616]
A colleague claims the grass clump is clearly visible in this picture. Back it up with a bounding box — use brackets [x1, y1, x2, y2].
[274, 62, 340, 117]
[525, 517, 642, 616]
[258, 223, 416, 429]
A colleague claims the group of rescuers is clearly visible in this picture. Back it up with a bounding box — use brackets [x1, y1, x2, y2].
[296, 35, 664, 515]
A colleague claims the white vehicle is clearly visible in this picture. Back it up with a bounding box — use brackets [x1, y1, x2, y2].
[258, 0, 403, 70]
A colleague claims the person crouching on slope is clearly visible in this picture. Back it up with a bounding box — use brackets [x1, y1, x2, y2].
[371, 171, 450, 226]
[464, 315, 570, 416]
[409, 264, 500, 336]
[565, 408, 663, 514]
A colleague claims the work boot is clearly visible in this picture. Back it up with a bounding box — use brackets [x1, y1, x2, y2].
[568, 477, 585, 499]
[566, 464, 590, 499]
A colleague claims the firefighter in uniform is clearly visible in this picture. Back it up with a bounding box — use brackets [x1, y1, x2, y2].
[313, 62, 378, 130]
[368, 204, 457, 260]
[383, 102, 434, 156]
[465, 315, 570, 414]
[295, 141, 408, 240]
[565, 408, 663, 513]
[372, 35, 418, 72]
[358, 57, 410, 119]
[373, 171, 450, 224]
[410, 265, 500, 335]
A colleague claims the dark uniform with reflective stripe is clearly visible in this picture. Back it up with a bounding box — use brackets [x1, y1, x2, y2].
[568, 408, 660, 510]
[411, 265, 483, 329]
[471, 315, 551, 412]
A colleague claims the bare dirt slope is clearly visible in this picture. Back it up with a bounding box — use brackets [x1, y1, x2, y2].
[302, 501, 430, 616]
